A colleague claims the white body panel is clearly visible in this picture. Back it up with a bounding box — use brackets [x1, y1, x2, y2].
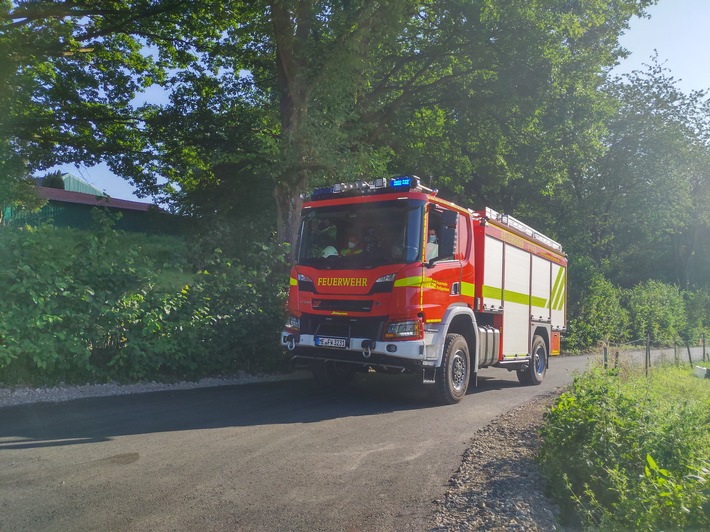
[502, 245, 530, 357]
[477, 214, 567, 361]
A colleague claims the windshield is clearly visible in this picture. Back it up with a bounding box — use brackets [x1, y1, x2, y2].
[298, 199, 425, 268]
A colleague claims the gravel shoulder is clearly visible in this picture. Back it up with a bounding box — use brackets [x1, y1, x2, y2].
[0, 371, 311, 409]
[431, 392, 564, 531]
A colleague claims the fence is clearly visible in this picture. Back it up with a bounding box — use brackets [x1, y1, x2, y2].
[603, 333, 708, 375]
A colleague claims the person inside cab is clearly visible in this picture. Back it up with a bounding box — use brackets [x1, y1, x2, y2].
[426, 228, 438, 261]
[341, 234, 364, 256]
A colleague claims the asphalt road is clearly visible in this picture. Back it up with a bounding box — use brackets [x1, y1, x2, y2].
[0, 350, 700, 531]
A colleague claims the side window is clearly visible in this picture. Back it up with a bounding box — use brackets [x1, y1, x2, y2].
[426, 208, 441, 262]
[428, 206, 457, 262]
[457, 213, 470, 261]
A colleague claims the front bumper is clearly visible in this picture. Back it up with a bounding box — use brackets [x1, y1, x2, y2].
[281, 332, 428, 371]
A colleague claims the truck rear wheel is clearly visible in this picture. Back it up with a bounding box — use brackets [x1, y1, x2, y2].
[312, 360, 357, 388]
[517, 335, 547, 385]
[435, 333, 470, 405]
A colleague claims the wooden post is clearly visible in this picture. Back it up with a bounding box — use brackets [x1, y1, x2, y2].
[686, 338, 693, 368]
[704, 333, 707, 362]
[603, 345, 608, 369]
[646, 334, 651, 377]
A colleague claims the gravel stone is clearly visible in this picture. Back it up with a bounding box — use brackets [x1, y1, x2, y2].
[0, 371, 311, 408]
[430, 392, 562, 531]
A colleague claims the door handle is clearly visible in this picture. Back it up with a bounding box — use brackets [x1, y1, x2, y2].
[451, 282, 460, 295]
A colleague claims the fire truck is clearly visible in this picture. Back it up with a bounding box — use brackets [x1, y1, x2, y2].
[281, 176, 567, 404]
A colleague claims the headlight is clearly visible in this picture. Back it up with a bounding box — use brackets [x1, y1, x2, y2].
[284, 314, 300, 332]
[297, 273, 316, 292]
[384, 319, 421, 339]
[371, 273, 396, 294]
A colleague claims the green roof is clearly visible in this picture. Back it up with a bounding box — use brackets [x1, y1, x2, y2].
[61, 173, 105, 196]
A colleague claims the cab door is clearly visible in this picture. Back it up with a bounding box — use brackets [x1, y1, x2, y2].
[421, 206, 463, 324]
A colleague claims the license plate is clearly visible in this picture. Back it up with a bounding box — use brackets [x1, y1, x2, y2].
[316, 336, 347, 348]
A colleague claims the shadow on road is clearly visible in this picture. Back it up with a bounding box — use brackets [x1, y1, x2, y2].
[0, 372, 456, 450]
[0, 357, 575, 451]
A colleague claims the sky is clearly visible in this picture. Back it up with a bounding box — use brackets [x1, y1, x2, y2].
[58, 0, 710, 203]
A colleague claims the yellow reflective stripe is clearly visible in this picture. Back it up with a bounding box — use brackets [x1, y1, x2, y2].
[482, 285, 502, 299]
[502, 289, 529, 305]
[530, 295, 547, 308]
[550, 267, 564, 309]
[461, 282, 475, 297]
[290, 277, 297, 286]
[553, 269, 567, 310]
[394, 276, 423, 288]
[482, 285, 546, 307]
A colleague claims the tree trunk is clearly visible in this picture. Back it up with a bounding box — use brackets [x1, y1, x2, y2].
[274, 180, 306, 265]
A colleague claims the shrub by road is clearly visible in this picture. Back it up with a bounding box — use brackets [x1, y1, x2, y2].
[539, 364, 710, 530]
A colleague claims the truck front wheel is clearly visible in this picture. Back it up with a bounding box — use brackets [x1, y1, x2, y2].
[517, 335, 547, 385]
[435, 333, 470, 405]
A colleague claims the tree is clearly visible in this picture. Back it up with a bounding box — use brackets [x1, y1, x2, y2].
[551, 57, 710, 289]
[0, 141, 43, 225]
[383, 0, 655, 216]
[2, 0, 657, 263]
[0, 0, 219, 205]
[41, 170, 65, 189]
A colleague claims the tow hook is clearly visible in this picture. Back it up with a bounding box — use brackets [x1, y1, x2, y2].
[286, 335, 297, 351]
[361, 340, 375, 359]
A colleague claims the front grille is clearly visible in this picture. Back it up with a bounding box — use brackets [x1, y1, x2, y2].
[312, 299, 373, 312]
[300, 314, 385, 339]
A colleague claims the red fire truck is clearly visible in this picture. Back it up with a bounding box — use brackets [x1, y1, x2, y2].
[282, 176, 567, 404]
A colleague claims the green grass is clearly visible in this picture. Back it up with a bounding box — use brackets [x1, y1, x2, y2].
[539, 363, 710, 530]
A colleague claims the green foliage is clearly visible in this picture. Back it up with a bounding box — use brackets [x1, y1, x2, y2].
[684, 289, 710, 340]
[41, 171, 65, 189]
[626, 280, 687, 345]
[1, 1, 659, 259]
[549, 57, 710, 291]
[539, 365, 710, 529]
[565, 274, 708, 351]
[566, 273, 628, 350]
[0, 211, 288, 385]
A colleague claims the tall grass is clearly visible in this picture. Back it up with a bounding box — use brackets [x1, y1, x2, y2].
[539, 363, 710, 530]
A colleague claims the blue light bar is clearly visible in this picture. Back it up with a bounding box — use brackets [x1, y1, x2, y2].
[390, 176, 416, 189]
[311, 186, 333, 199]
[308, 175, 425, 201]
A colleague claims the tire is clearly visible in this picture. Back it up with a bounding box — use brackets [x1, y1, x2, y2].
[517, 335, 547, 385]
[434, 333, 470, 405]
[312, 360, 357, 388]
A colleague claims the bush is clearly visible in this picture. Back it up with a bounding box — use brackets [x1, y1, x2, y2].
[0, 211, 289, 385]
[566, 276, 706, 351]
[539, 365, 710, 529]
[626, 280, 687, 346]
[565, 275, 628, 351]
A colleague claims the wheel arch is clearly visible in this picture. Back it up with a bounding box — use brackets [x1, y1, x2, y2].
[532, 326, 550, 368]
[448, 314, 477, 365]
[530, 325, 550, 353]
[430, 305, 478, 369]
